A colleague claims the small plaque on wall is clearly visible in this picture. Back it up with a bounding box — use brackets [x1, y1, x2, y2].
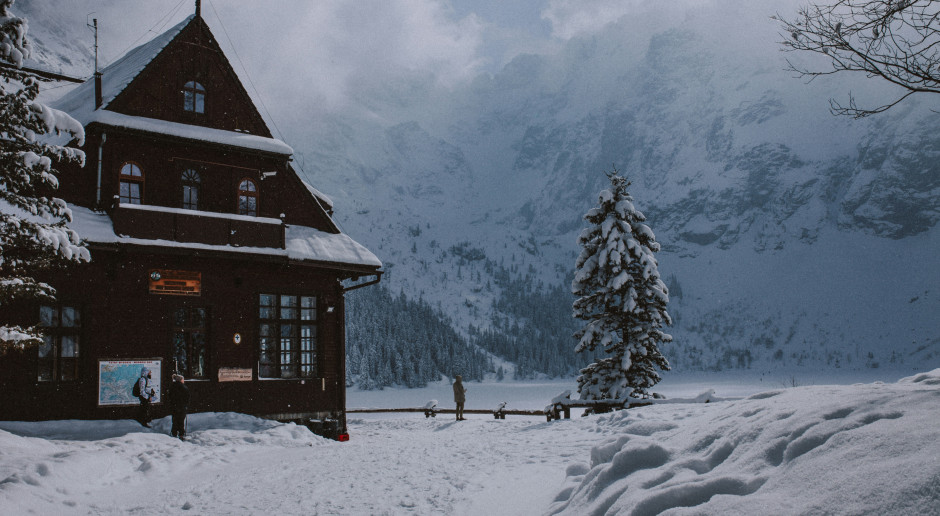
[149, 269, 201, 296]
[218, 367, 252, 382]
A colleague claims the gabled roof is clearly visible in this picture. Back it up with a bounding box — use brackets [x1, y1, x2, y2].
[53, 16, 193, 124]
[51, 15, 291, 156]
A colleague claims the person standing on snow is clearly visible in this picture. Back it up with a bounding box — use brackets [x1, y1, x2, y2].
[137, 367, 156, 427]
[453, 375, 467, 421]
[167, 374, 190, 440]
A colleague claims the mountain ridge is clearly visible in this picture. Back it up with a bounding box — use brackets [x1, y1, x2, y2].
[24, 2, 940, 382]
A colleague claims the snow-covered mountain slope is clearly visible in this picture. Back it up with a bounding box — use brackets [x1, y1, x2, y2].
[293, 4, 939, 375]
[25, 1, 940, 376]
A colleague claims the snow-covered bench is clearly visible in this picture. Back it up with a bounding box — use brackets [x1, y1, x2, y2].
[423, 400, 439, 418]
[544, 391, 653, 421]
[493, 402, 507, 419]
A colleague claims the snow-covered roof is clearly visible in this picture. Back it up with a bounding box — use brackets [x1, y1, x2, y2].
[83, 109, 293, 156]
[48, 15, 291, 156]
[52, 16, 192, 122]
[69, 205, 381, 270]
[302, 180, 334, 209]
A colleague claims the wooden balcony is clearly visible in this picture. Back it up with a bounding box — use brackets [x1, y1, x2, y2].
[111, 204, 284, 249]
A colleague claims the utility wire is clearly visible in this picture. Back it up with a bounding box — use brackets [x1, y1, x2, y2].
[205, 0, 287, 145]
[203, 1, 348, 236]
[105, 0, 186, 67]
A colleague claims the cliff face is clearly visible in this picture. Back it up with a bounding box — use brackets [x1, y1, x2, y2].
[30, 3, 940, 376]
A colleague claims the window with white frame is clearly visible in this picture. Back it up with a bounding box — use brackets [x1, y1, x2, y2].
[258, 294, 316, 379]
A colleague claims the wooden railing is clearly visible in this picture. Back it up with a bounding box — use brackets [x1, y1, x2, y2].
[111, 204, 284, 249]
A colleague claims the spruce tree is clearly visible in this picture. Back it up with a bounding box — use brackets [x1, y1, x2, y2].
[0, 0, 88, 350]
[572, 169, 671, 400]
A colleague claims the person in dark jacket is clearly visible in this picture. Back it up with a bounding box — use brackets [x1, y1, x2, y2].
[167, 374, 190, 439]
[137, 367, 156, 427]
[453, 375, 467, 421]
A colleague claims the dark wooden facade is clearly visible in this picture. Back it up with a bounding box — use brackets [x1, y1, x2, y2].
[0, 13, 380, 430]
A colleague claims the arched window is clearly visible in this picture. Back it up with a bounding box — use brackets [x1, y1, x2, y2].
[119, 162, 143, 205]
[237, 178, 258, 216]
[181, 169, 200, 210]
[183, 80, 205, 113]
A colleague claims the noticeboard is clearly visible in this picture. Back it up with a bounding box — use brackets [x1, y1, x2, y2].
[218, 367, 253, 382]
[98, 359, 162, 406]
[149, 269, 201, 296]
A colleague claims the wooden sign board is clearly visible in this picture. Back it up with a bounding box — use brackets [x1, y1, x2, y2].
[149, 269, 201, 296]
[218, 367, 252, 382]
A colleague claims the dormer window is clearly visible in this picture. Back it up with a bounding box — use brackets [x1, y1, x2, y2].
[182, 169, 201, 210]
[237, 178, 258, 216]
[183, 80, 205, 113]
[119, 162, 144, 204]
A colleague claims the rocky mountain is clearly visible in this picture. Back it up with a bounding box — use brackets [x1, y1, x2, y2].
[25, 2, 940, 381]
[300, 8, 940, 378]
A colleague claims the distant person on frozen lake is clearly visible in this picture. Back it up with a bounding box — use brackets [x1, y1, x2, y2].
[453, 375, 467, 421]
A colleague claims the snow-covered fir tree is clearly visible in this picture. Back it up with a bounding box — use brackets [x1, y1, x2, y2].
[0, 0, 88, 350]
[572, 169, 671, 400]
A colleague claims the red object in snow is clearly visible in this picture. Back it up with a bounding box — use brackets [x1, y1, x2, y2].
[337, 433, 350, 442]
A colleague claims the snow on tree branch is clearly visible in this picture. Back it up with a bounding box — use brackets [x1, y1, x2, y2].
[1, 0, 88, 352]
[572, 169, 671, 402]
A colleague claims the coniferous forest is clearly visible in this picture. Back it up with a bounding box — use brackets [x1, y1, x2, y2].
[345, 286, 492, 389]
[345, 265, 590, 389]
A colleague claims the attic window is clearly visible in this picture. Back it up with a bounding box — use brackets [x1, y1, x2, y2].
[119, 162, 144, 205]
[237, 178, 258, 216]
[183, 80, 205, 113]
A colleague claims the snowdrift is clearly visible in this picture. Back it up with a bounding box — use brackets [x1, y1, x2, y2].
[1, 373, 938, 515]
[549, 370, 940, 515]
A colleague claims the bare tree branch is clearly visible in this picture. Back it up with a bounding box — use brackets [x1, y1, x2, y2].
[776, 0, 940, 118]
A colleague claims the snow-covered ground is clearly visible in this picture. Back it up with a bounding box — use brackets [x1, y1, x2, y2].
[2, 371, 939, 515]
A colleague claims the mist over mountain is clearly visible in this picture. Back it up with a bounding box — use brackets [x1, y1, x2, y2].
[295, 2, 940, 379]
[25, 1, 939, 383]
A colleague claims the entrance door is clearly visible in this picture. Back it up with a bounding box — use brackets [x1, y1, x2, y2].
[171, 306, 208, 379]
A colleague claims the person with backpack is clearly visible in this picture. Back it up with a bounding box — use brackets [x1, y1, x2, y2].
[135, 367, 156, 427]
[167, 374, 190, 440]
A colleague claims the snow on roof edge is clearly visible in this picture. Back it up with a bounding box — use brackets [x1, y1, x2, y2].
[86, 110, 293, 156]
[302, 180, 334, 208]
[68, 204, 381, 270]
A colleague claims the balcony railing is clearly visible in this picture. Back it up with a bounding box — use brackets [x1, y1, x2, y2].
[111, 204, 284, 249]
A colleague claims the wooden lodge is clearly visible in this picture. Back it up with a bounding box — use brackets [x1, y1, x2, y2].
[0, 8, 381, 436]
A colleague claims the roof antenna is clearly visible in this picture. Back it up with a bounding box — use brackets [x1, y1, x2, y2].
[87, 14, 102, 109]
[86, 13, 98, 73]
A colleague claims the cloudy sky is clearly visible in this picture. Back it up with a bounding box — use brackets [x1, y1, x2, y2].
[30, 0, 788, 112]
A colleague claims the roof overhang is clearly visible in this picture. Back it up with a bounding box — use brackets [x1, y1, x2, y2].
[85, 110, 293, 158]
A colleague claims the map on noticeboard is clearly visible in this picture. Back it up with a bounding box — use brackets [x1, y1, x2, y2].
[98, 360, 162, 406]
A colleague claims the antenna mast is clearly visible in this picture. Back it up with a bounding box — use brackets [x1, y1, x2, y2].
[86, 15, 98, 73]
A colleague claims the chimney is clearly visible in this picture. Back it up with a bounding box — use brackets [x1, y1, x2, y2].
[195, 0, 201, 18]
[94, 71, 102, 109]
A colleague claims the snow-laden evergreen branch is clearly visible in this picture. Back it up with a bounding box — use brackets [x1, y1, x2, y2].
[1, 0, 88, 351]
